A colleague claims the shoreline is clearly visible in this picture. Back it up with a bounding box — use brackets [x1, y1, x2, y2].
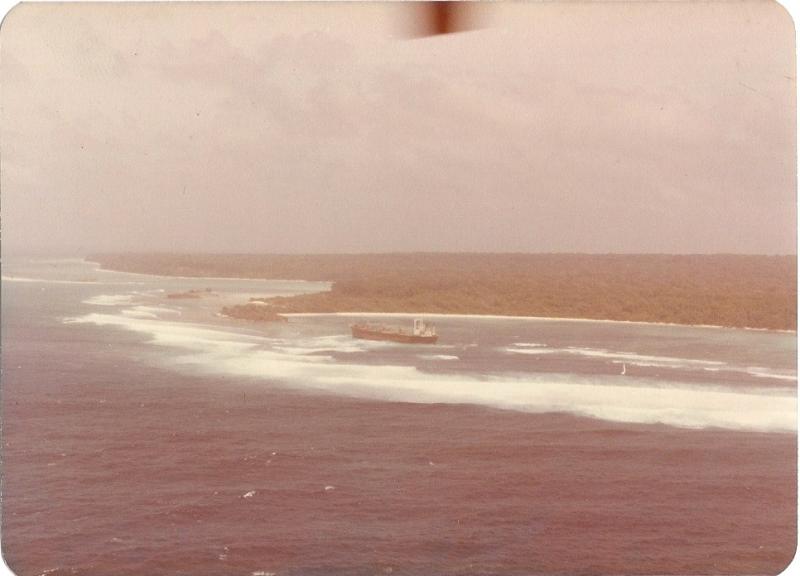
[283, 311, 798, 334]
[85, 257, 797, 335]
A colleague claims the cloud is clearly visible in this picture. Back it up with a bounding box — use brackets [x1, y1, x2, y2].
[0, 2, 795, 254]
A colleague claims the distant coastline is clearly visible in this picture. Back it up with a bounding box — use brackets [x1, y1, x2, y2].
[283, 312, 797, 334]
[84, 259, 327, 285]
[88, 253, 798, 331]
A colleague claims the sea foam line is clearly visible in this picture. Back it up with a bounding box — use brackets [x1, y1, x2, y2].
[83, 294, 137, 306]
[64, 312, 796, 434]
[505, 345, 725, 367]
[419, 354, 460, 361]
[746, 367, 798, 382]
[506, 344, 796, 381]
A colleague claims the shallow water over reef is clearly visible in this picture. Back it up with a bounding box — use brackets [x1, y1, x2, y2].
[2, 258, 796, 575]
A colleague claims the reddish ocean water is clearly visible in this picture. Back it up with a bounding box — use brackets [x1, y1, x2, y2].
[2, 259, 796, 575]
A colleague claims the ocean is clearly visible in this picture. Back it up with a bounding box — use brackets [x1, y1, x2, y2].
[2, 258, 796, 575]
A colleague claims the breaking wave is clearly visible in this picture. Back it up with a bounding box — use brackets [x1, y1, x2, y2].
[120, 306, 181, 319]
[64, 312, 796, 434]
[506, 344, 725, 367]
[271, 335, 392, 355]
[83, 294, 137, 306]
[505, 343, 796, 382]
[746, 367, 798, 382]
[419, 354, 460, 361]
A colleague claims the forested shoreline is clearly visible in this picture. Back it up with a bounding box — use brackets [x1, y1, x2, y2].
[89, 253, 797, 330]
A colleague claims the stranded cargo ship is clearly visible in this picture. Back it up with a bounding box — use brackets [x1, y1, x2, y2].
[351, 318, 438, 344]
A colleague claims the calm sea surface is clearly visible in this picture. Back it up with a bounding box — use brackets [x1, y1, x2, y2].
[2, 258, 797, 575]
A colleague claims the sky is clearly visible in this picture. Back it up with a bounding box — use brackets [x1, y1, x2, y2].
[0, 1, 795, 255]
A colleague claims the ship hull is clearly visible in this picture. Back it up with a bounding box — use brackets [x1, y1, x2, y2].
[351, 325, 438, 344]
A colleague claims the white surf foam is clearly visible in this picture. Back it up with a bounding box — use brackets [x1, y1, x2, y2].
[120, 306, 181, 319]
[65, 312, 796, 434]
[505, 344, 796, 382]
[121, 309, 158, 319]
[137, 305, 180, 315]
[82, 294, 136, 306]
[272, 334, 390, 355]
[566, 347, 725, 367]
[505, 345, 726, 368]
[745, 367, 798, 382]
[506, 347, 555, 356]
[419, 354, 460, 361]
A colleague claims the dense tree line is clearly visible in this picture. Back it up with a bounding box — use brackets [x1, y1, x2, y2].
[90, 253, 797, 330]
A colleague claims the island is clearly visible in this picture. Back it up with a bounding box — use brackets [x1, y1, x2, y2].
[88, 253, 797, 331]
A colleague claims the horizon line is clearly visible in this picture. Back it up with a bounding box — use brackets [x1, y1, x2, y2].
[8, 250, 795, 258]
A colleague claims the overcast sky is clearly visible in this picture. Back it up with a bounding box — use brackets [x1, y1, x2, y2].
[1, 1, 795, 255]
